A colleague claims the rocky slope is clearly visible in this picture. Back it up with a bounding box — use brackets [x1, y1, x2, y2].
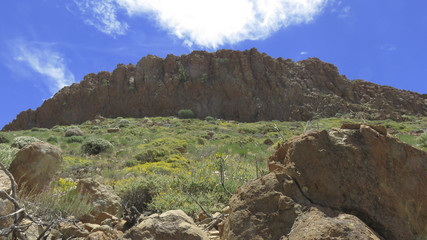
[3, 48, 427, 130]
[223, 124, 427, 240]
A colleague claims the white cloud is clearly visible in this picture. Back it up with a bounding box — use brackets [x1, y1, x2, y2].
[115, 0, 328, 48]
[300, 51, 308, 55]
[10, 40, 75, 94]
[74, 0, 328, 48]
[73, 0, 128, 36]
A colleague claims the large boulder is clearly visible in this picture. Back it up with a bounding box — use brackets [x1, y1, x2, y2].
[0, 169, 14, 230]
[77, 178, 123, 224]
[224, 124, 427, 240]
[9, 142, 62, 193]
[123, 209, 208, 240]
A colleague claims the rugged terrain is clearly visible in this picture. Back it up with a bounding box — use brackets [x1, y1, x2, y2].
[3, 48, 427, 131]
[1, 116, 426, 239]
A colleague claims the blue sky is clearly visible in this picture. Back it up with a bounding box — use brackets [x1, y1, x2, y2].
[1, 0, 426, 129]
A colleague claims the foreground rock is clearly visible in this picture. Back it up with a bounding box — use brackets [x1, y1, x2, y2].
[77, 178, 123, 224]
[9, 142, 62, 193]
[223, 124, 427, 240]
[0, 169, 14, 230]
[123, 209, 208, 240]
[3, 49, 426, 131]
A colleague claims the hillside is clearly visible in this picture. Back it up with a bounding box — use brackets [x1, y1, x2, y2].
[3, 48, 427, 131]
[1, 116, 426, 239]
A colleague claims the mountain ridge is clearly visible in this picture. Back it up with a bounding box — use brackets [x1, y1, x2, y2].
[3, 48, 427, 131]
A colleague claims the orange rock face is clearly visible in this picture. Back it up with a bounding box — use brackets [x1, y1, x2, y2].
[3, 48, 426, 131]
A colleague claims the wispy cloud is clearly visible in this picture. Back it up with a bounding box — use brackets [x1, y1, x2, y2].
[116, 0, 328, 48]
[330, 1, 350, 18]
[338, 6, 350, 18]
[300, 51, 309, 55]
[9, 40, 75, 94]
[73, 0, 128, 36]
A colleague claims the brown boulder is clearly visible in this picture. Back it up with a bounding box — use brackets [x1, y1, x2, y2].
[224, 125, 427, 240]
[77, 178, 122, 223]
[123, 210, 208, 240]
[9, 142, 62, 193]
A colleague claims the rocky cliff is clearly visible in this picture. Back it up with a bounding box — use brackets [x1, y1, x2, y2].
[3, 48, 427, 130]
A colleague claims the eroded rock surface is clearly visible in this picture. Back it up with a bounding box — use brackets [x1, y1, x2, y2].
[77, 178, 123, 224]
[123, 209, 208, 240]
[3, 49, 426, 131]
[9, 142, 62, 194]
[0, 169, 14, 230]
[224, 124, 427, 240]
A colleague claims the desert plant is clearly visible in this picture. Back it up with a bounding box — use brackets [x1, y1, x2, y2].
[47, 136, 59, 144]
[417, 133, 427, 149]
[65, 127, 83, 137]
[118, 119, 130, 128]
[178, 64, 187, 83]
[66, 136, 84, 143]
[205, 116, 215, 122]
[118, 176, 160, 212]
[0, 144, 18, 169]
[0, 134, 9, 144]
[178, 109, 195, 119]
[11, 136, 41, 149]
[82, 138, 113, 155]
[22, 178, 94, 221]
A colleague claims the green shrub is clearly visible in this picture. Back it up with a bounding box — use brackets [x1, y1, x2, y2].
[205, 116, 215, 122]
[0, 144, 18, 168]
[118, 176, 160, 213]
[66, 136, 84, 143]
[178, 64, 187, 83]
[178, 109, 195, 119]
[23, 178, 93, 221]
[134, 146, 178, 163]
[417, 133, 427, 149]
[82, 138, 113, 155]
[118, 119, 130, 128]
[12, 136, 41, 149]
[0, 134, 9, 144]
[47, 136, 58, 144]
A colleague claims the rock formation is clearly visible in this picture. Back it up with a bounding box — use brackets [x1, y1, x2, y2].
[0, 169, 14, 230]
[9, 141, 62, 193]
[123, 209, 208, 240]
[223, 124, 427, 240]
[77, 178, 123, 224]
[3, 48, 426, 131]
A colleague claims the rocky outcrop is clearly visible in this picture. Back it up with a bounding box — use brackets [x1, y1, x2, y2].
[123, 210, 208, 240]
[223, 124, 427, 240]
[3, 49, 426, 130]
[9, 142, 62, 193]
[77, 178, 123, 224]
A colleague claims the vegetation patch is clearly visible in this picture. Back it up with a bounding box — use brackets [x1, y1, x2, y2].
[82, 138, 113, 155]
[178, 109, 195, 119]
[12, 136, 41, 149]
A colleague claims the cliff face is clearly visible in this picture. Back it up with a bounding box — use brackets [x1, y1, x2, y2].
[3, 48, 427, 130]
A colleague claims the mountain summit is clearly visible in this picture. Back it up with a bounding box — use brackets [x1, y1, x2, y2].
[3, 48, 426, 131]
